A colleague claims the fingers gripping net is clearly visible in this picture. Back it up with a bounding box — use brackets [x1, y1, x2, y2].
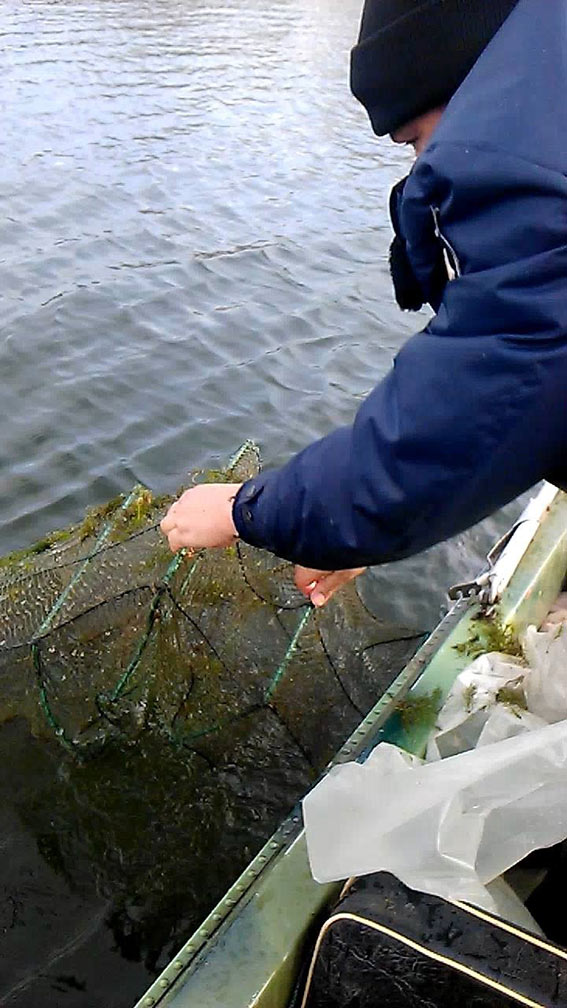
[0, 443, 423, 765]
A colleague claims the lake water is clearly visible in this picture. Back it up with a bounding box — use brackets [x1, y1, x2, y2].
[0, 1, 522, 1005]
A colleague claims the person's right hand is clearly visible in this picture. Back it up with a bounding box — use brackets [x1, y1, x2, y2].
[160, 483, 241, 553]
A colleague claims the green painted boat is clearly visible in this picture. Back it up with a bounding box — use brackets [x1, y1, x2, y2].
[135, 482, 567, 1008]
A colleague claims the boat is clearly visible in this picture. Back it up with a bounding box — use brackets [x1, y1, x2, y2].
[134, 481, 567, 1008]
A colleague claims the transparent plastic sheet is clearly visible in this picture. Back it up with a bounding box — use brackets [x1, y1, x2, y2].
[303, 721, 567, 927]
[426, 619, 567, 758]
[304, 609, 567, 930]
[425, 652, 545, 760]
[523, 622, 567, 723]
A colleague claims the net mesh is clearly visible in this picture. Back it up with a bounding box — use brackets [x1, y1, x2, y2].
[0, 443, 425, 978]
[0, 443, 423, 763]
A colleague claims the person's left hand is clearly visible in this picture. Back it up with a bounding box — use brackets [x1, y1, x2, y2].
[294, 564, 366, 608]
[161, 483, 242, 552]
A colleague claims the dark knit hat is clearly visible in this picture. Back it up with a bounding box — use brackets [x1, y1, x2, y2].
[350, 0, 520, 136]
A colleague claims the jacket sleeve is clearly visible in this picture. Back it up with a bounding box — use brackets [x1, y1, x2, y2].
[233, 146, 567, 570]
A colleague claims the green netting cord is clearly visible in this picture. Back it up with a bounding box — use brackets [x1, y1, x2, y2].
[31, 489, 189, 755]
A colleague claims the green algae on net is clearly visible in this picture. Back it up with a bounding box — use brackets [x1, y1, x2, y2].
[0, 442, 425, 761]
[0, 443, 427, 983]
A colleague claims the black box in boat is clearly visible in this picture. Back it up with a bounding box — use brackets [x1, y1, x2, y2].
[299, 871, 567, 1008]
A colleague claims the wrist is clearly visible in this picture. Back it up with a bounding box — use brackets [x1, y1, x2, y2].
[227, 496, 239, 539]
[224, 483, 242, 542]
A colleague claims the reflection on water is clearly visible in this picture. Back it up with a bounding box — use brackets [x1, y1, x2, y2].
[1, 1, 523, 1005]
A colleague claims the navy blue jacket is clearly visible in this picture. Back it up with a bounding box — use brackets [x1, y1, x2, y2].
[233, 0, 567, 570]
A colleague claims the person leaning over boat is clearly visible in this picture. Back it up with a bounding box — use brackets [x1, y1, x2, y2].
[162, 0, 567, 608]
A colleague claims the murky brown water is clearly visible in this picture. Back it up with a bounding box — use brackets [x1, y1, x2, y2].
[0, 1, 524, 1005]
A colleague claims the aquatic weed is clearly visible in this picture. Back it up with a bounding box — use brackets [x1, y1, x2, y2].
[453, 615, 522, 660]
[396, 688, 443, 733]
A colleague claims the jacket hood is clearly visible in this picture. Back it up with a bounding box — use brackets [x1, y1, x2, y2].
[421, 0, 567, 174]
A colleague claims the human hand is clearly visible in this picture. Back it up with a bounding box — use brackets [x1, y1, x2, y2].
[294, 565, 366, 608]
[160, 483, 242, 552]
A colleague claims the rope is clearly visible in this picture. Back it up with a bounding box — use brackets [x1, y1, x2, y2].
[264, 608, 313, 701]
[31, 489, 146, 751]
[107, 552, 185, 703]
[35, 488, 142, 638]
[30, 492, 183, 751]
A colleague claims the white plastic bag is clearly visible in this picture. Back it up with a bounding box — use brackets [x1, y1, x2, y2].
[303, 720, 567, 918]
[540, 591, 567, 631]
[426, 652, 527, 759]
[475, 704, 546, 747]
[523, 622, 567, 723]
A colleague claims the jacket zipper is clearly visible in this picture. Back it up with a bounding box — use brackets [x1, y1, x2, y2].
[431, 206, 462, 280]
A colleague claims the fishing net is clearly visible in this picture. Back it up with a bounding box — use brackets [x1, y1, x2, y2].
[0, 443, 425, 992]
[0, 442, 423, 762]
